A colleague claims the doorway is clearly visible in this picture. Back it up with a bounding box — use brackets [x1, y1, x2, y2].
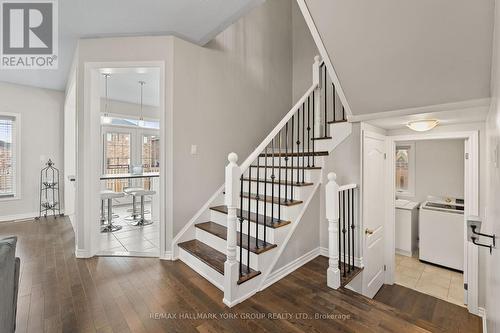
[387, 131, 480, 315]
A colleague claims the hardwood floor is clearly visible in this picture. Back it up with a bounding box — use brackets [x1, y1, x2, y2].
[0, 217, 481, 333]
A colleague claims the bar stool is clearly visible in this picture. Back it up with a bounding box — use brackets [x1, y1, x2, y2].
[123, 187, 145, 221]
[100, 190, 124, 233]
[129, 189, 156, 226]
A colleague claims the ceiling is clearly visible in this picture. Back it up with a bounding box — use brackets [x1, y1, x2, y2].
[0, 0, 262, 91]
[100, 67, 160, 107]
[305, 0, 495, 115]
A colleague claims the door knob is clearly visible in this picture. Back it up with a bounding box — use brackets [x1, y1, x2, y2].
[365, 228, 374, 235]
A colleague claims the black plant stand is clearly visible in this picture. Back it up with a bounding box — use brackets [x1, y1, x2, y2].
[36, 159, 63, 219]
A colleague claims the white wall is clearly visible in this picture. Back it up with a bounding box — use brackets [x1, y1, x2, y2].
[100, 99, 160, 120]
[0, 82, 64, 220]
[485, 0, 500, 330]
[171, 0, 293, 236]
[397, 139, 465, 203]
[304, 0, 494, 115]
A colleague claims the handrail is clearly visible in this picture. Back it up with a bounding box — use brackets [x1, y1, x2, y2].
[339, 184, 357, 191]
[239, 83, 318, 172]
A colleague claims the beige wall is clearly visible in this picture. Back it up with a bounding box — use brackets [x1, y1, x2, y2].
[171, 0, 293, 235]
[485, 0, 500, 330]
[0, 82, 64, 220]
[292, 0, 319, 102]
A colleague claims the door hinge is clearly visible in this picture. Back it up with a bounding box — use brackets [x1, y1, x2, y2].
[384, 153, 387, 159]
[465, 153, 469, 160]
[384, 265, 387, 271]
[464, 283, 468, 291]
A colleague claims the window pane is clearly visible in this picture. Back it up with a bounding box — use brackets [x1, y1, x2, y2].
[104, 132, 131, 192]
[396, 147, 409, 192]
[142, 135, 159, 189]
[0, 119, 14, 196]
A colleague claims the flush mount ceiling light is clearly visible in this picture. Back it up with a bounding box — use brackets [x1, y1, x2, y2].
[406, 119, 439, 132]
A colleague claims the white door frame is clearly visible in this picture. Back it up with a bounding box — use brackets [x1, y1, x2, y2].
[386, 131, 479, 315]
[78, 60, 172, 259]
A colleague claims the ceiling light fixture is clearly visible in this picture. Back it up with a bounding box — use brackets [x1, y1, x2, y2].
[138, 80, 146, 127]
[101, 73, 112, 124]
[406, 119, 439, 132]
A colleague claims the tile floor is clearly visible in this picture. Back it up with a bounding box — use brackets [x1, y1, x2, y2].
[98, 203, 160, 256]
[395, 254, 464, 307]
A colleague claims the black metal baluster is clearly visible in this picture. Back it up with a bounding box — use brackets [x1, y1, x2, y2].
[324, 65, 328, 137]
[347, 188, 351, 273]
[343, 190, 346, 277]
[255, 156, 260, 250]
[332, 83, 336, 123]
[351, 188, 355, 270]
[307, 96, 311, 168]
[338, 191, 341, 271]
[296, 110, 300, 188]
[312, 92, 316, 168]
[263, 145, 268, 246]
[342, 106, 345, 121]
[302, 103, 305, 184]
[285, 123, 289, 203]
[247, 167, 251, 274]
[278, 130, 282, 224]
[271, 138, 275, 233]
[291, 116, 295, 202]
[239, 176, 244, 278]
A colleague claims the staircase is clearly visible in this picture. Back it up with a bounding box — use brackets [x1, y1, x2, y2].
[174, 56, 362, 306]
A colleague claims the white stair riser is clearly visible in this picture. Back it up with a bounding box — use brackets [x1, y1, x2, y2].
[195, 228, 267, 270]
[244, 181, 307, 198]
[247, 167, 319, 183]
[313, 139, 333, 152]
[178, 247, 224, 290]
[211, 210, 276, 243]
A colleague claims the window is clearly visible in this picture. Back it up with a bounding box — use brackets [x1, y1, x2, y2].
[395, 142, 415, 197]
[0, 115, 17, 198]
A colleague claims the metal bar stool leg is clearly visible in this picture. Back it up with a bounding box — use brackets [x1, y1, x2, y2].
[132, 194, 153, 226]
[100, 199, 105, 225]
[101, 198, 123, 233]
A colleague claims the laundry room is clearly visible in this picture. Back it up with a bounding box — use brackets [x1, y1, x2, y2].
[393, 138, 465, 306]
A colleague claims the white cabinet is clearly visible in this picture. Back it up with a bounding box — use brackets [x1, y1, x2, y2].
[395, 200, 419, 257]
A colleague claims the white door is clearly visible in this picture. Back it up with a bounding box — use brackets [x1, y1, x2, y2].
[362, 131, 387, 298]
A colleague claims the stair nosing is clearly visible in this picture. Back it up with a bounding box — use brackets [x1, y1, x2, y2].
[241, 192, 303, 206]
[311, 136, 332, 141]
[259, 151, 329, 157]
[242, 178, 314, 187]
[251, 165, 322, 170]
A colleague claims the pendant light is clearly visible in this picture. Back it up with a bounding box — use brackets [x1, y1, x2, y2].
[101, 73, 112, 124]
[138, 80, 146, 127]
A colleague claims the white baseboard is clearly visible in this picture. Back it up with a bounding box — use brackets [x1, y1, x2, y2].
[319, 246, 328, 257]
[161, 251, 172, 260]
[75, 249, 91, 258]
[260, 247, 321, 290]
[0, 212, 38, 223]
[478, 307, 487, 333]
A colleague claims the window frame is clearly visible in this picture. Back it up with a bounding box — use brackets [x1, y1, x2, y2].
[0, 112, 21, 201]
[395, 141, 416, 198]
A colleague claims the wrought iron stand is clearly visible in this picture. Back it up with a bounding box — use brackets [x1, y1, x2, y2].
[36, 159, 63, 219]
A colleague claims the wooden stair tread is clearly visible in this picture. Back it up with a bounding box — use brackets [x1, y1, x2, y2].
[210, 205, 291, 228]
[259, 151, 329, 157]
[327, 119, 348, 124]
[339, 264, 363, 287]
[242, 178, 314, 187]
[311, 136, 332, 140]
[178, 239, 261, 284]
[251, 165, 322, 170]
[196, 222, 277, 254]
[241, 192, 303, 206]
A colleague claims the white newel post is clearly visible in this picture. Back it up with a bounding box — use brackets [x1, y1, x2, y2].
[326, 172, 341, 289]
[313, 55, 322, 136]
[223, 153, 239, 306]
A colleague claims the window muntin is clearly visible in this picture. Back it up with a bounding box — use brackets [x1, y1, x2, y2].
[0, 116, 16, 198]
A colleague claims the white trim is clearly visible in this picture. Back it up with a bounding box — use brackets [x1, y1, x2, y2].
[161, 251, 172, 260]
[79, 60, 170, 260]
[386, 130, 479, 315]
[258, 183, 321, 290]
[319, 246, 328, 257]
[339, 184, 358, 191]
[0, 212, 39, 223]
[260, 247, 321, 290]
[295, 0, 353, 118]
[350, 98, 491, 123]
[75, 249, 91, 258]
[478, 307, 487, 333]
[395, 142, 416, 198]
[0, 112, 21, 201]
